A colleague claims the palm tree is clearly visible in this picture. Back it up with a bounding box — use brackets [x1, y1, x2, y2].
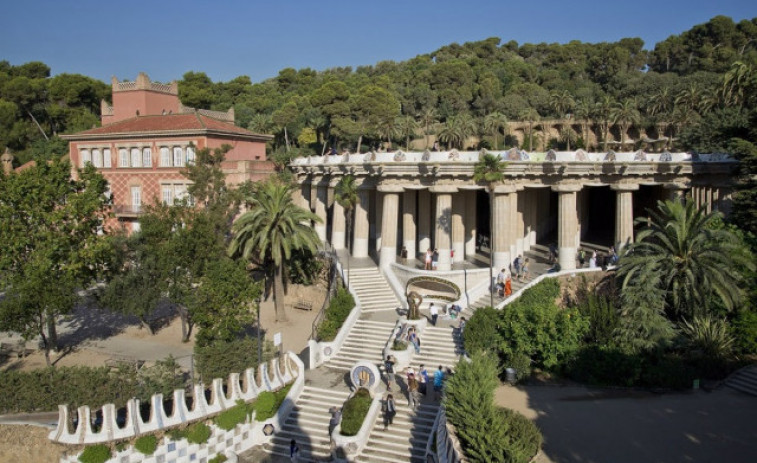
[335, 175, 358, 289]
[437, 118, 460, 150]
[550, 90, 575, 119]
[453, 113, 477, 149]
[721, 61, 754, 107]
[646, 88, 673, 149]
[228, 180, 321, 322]
[395, 115, 419, 150]
[518, 108, 540, 152]
[419, 107, 439, 149]
[574, 99, 593, 150]
[248, 113, 275, 135]
[473, 153, 508, 308]
[669, 105, 699, 150]
[617, 199, 751, 319]
[610, 99, 641, 150]
[559, 125, 576, 151]
[377, 116, 399, 149]
[483, 112, 508, 150]
[594, 96, 615, 152]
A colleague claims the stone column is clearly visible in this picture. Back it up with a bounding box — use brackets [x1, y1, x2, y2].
[452, 193, 465, 263]
[612, 184, 638, 251]
[377, 186, 401, 268]
[353, 189, 370, 258]
[431, 186, 456, 271]
[375, 191, 383, 252]
[464, 190, 477, 258]
[301, 181, 312, 211]
[492, 185, 516, 270]
[314, 183, 328, 242]
[664, 183, 687, 203]
[332, 197, 346, 250]
[418, 189, 431, 255]
[403, 189, 417, 261]
[554, 184, 581, 271]
[515, 191, 525, 258]
[705, 187, 713, 214]
[509, 189, 518, 261]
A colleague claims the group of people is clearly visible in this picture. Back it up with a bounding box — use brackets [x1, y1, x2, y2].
[495, 255, 530, 297]
[577, 246, 618, 269]
[382, 360, 448, 429]
[424, 248, 439, 270]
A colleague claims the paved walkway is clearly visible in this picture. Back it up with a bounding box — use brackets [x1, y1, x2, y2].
[497, 384, 757, 463]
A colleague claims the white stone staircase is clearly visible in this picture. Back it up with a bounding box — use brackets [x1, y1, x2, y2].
[724, 364, 757, 397]
[265, 386, 350, 461]
[411, 325, 464, 373]
[348, 267, 401, 313]
[356, 401, 439, 463]
[323, 319, 395, 371]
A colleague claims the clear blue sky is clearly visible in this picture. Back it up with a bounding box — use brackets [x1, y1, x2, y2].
[1, 0, 755, 84]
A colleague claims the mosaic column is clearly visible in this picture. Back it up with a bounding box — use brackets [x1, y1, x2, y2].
[353, 189, 370, 258]
[452, 193, 465, 263]
[378, 186, 402, 268]
[403, 189, 417, 261]
[612, 183, 638, 252]
[554, 184, 581, 271]
[431, 186, 456, 271]
[464, 190, 478, 258]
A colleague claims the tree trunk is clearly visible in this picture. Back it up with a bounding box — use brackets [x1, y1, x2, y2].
[284, 126, 290, 152]
[273, 264, 288, 322]
[45, 311, 58, 352]
[528, 124, 533, 152]
[39, 323, 51, 368]
[177, 305, 193, 342]
[356, 135, 363, 155]
[27, 110, 49, 141]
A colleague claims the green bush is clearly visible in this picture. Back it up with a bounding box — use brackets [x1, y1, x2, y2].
[503, 353, 532, 383]
[576, 293, 619, 345]
[567, 346, 644, 387]
[340, 388, 372, 436]
[254, 384, 292, 422]
[78, 444, 111, 463]
[392, 339, 408, 350]
[209, 455, 228, 463]
[731, 309, 757, 354]
[316, 287, 356, 341]
[186, 422, 212, 444]
[287, 248, 324, 285]
[194, 337, 275, 384]
[216, 400, 254, 430]
[463, 306, 502, 355]
[134, 435, 158, 455]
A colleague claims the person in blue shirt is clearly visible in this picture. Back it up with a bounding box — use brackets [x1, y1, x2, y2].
[433, 365, 445, 400]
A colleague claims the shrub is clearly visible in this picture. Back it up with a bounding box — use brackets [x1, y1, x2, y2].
[567, 346, 643, 387]
[287, 248, 324, 285]
[254, 384, 292, 422]
[209, 455, 228, 463]
[463, 306, 502, 355]
[316, 287, 356, 341]
[731, 309, 757, 354]
[186, 422, 212, 444]
[503, 353, 532, 383]
[78, 444, 111, 463]
[216, 400, 254, 430]
[134, 435, 158, 455]
[576, 293, 619, 345]
[194, 337, 275, 384]
[392, 339, 408, 351]
[340, 388, 372, 436]
[679, 315, 735, 359]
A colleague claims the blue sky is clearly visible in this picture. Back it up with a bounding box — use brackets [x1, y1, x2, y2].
[1, 0, 755, 84]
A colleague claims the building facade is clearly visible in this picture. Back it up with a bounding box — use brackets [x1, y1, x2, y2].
[291, 148, 737, 272]
[62, 73, 273, 232]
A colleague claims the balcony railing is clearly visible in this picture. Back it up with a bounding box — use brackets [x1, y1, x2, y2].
[113, 205, 144, 217]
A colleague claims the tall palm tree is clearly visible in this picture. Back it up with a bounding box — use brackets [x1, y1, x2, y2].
[395, 115, 419, 150]
[549, 90, 575, 119]
[334, 175, 358, 289]
[610, 99, 641, 150]
[453, 113, 477, 149]
[228, 180, 321, 322]
[574, 99, 593, 151]
[437, 118, 460, 150]
[518, 108, 540, 152]
[617, 199, 751, 319]
[594, 96, 615, 152]
[473, 153, 508, 308]
[647, 88, 673, 149]
[419, 107, 439, 149]
[721, 61, 754, 107]
[669, 105, 699, 150]
[248, 113, 275, 135]
[483, 112, 508, 150]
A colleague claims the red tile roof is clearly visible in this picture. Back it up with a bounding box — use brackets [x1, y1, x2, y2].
[66, 113, 270, 139]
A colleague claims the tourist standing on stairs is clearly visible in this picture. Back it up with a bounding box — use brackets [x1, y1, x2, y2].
[383, 393, 396, 430]
[433, 365, 445, 400]
[505, 270, 513, 297]
[408, 374, 421, 410]
[419, 364, 429, 395]
[425, 248, 432, 270]
[384, 355, 396, 391]
[521, 258, 530, 281]
[289, 439, 300, 462]
[432, 248, 439, 270]
[328, 407, 342, 442]
[430, 303, 439, 326]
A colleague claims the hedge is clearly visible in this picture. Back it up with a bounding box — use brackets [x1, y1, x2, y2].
[340, 388, 372, 436]
[215, 400, 254, 430]
[78, 444, 111, 463]
[209, 455, 228, 463]
[186, 422, 212, 444]
[194, 336, 275, 384]
[135, 435, 157, 455]
[316, 287, 356, 341]
[254, 383, 292, 422]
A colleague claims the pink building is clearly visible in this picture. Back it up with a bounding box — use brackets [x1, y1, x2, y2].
[63, 73, 273, 232]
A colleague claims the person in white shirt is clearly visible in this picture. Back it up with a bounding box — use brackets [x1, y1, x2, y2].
[430, 303, 439, 326]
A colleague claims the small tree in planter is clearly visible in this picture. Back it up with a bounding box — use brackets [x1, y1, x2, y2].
[340, 388, 372, 436]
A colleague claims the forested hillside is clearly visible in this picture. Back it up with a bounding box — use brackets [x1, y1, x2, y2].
[1, 15, 755, 165]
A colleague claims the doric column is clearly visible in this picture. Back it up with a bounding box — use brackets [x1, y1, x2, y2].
[378, 186, 402, 268]
[527, 189, 537, 247]
[705, 187, 713, 214]
[452, 193, 465, 263]
[314, 183, 328, 242]
[612, 184, 638, 251]
[430, 186, 457, 271]
[492, 185, 516, 270]
[332, 197, 346, 250]
[374, 191, 383, 252]
[464, 190, 477, 258]
[664, 183, 687, 203]
[515, 190, 525, 258]
[418, 189, 431, 255]
[403, 189, 417, 261]
[353, 189, 370, 258]
[553, 184, 581, 271]
[509, 189, 518, 261]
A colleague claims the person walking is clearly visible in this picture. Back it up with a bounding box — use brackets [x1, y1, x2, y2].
[505, 270, 513, 297]
[521, 258, 530, 281]
[513, 255, 522, 280]
[384, 355, 396, 391]
[424, 248, 432, 270]
[383, 393, 396, 430]
[289, 439, 300, 462]
[432, 249, 439, 270]
[430, 303, 439, 326]
[408, 374, 421, 410]
[496, 268, 506, 296]
[328, 407, 342, 441]
[433, 365, 445, 401]
[418, 364, 429, 395]
[408, 328, 421, 353]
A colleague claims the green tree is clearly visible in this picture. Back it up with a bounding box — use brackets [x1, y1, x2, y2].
[610, 99, 641, 150]
[518, 108, 540, 152]
[617, 199, 752, 319]
[418, 107, 438, 149]
[395, 115, 419, 150]
[483, 112, 508, 150]
[0, 161, 111, 366]
[474, 153, 507, 307]
[594, 95, 615, 151]
[228, 180, 321, 322]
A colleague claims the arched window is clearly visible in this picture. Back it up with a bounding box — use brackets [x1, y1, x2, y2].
[80, 149, 91, 167]
[130, 148, 141, 168]
[142, 148, 152, 167]
[103, 149, 112, 168]
[173, 147, 184, 167]
[92, 149, 103, 168]
[119, 149, 129, 167]
[160, 147, 171, 167]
